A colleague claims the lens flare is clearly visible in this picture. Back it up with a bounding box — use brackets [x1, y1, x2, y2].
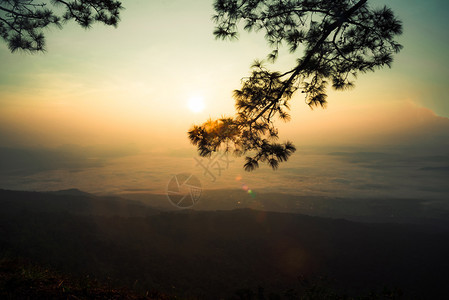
[236, 174, 256, 198]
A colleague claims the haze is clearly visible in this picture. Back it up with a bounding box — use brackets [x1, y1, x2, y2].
[1, 0, 448, 202]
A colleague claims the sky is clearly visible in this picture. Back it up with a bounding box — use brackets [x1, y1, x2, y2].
[0, 0, 448, 202]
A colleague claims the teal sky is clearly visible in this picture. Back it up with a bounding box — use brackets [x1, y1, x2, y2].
[386, 0, 449, 116]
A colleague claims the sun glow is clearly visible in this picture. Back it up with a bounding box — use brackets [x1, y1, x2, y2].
[187, 96, 205, 113]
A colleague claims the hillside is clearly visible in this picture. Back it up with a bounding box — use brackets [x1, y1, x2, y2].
[1, 189, 448, 299]
[122, 189, 449, 227]
[0, 189, 159, 217]
[0, 256, 168, 299]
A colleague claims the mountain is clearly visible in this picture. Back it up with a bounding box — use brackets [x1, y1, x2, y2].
[1, 189, 448, 299]
[48, 188, 93, 197]
[122, 189, 449, 228]
[0, 189, 159, 217]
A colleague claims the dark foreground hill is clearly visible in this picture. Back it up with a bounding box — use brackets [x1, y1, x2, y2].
[1, 189, 448, 299]
[0, 256, 166, 299]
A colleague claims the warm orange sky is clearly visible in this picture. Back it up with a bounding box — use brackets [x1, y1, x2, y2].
[0, 0, 448, 149]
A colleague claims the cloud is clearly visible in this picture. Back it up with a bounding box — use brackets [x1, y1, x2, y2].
[284, 100, 449, 150]
[0, 145, 138, 176]
[0, 100, 447, 201]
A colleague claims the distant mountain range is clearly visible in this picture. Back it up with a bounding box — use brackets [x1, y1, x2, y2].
[121, 188, 449, 228]
[0, 188, 159, 217]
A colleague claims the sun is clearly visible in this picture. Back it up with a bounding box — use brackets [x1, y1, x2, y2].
[187, 96, 205, 113]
